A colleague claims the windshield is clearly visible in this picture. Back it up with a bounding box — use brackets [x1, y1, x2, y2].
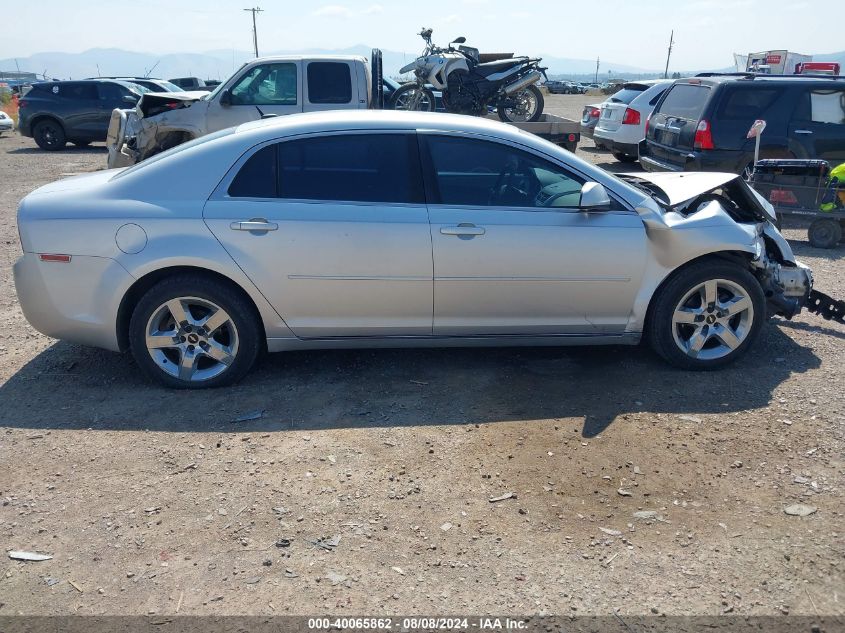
[116, 81, 150, 95]
[203, 64, 245, 101]
[158, 81, 185, 92]
[111, 128, 235, 180]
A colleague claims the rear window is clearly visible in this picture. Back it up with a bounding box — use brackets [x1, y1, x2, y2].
[658, 83, 710, 120]
[608, 86, 646, 104]
[715, 88, 781, 120]
[307, 62, 352, 104]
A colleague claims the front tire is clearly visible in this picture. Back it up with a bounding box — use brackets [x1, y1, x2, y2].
[129, 275, 262, 389]
[33, 119, 66, 151]
[807, 218, 842, 249]
[389, 84, 436, 112]
[647, 261, 765, 370]
[497, 85, 544, 123]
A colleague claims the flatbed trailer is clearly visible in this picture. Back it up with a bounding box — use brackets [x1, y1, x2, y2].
[487, 112, 580, 152]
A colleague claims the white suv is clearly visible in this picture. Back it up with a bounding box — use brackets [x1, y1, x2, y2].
[593, 80, 673, 163]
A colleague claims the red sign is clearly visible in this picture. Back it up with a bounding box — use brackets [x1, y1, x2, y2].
[766, 54, 782, 64]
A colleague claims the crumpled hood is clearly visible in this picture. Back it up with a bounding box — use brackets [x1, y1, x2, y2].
[624, 171, 739, 206]
[137, 90, 207, 117]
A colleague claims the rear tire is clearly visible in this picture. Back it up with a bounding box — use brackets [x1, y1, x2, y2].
[129, 275, 262, 389]
[808, 218, 842, 249]
[33, 119, 66, 151]
[612, 152, 638, 163]
[647, 261, 765, 370]
[497, 85, 544, 123]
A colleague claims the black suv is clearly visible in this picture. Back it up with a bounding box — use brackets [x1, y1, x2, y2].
[640, 74, 845, 174]
[18, 79, 146, 150]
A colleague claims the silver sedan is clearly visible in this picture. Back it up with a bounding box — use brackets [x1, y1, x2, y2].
[14, 111, 813, 388]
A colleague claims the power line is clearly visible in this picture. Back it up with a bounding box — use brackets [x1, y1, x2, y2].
[663, 30, 674, 79]
[243, 7, 264, 58]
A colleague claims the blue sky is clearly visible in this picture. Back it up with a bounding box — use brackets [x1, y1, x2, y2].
[1, 0, 833, 70]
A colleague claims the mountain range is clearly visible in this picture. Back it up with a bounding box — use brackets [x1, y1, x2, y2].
[3, 47, 844, 82]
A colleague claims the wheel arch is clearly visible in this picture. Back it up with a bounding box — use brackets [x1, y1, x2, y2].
[116, 265, 267, 352]
[30, 114, 65, 134]
[643, 250, 757, 338]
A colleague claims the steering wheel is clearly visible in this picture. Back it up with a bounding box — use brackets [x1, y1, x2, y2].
[536, 189, 582, 208]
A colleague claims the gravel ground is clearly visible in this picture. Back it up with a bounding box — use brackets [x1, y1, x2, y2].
[0, 95, 843, 618]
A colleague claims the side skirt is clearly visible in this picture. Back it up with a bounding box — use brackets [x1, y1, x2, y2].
[266, 333, 641, 353]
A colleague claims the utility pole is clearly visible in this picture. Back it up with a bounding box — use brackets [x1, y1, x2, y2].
[594, 57, 600, 84]
[663, 30, 674, 79]
[243, 7, 263, 58]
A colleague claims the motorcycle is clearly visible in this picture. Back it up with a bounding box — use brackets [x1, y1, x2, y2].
[391, 28, 547, 123]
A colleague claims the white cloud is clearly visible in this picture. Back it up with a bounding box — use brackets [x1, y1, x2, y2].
[312, 5, 354, 18]
[363, 4, 384, 14]
[443, 14, 461, 23]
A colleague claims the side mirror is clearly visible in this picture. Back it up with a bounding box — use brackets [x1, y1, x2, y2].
[219, 89, 232, 106]
[453, 36, 467, 44]
[579, 182, 612, 210]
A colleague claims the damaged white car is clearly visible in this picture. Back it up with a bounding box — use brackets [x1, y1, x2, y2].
[16, 111, 837, 389]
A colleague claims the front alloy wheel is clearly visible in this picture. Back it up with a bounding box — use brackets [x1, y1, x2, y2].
[671, 279, 754, 361]
[648, 261, 765, 370]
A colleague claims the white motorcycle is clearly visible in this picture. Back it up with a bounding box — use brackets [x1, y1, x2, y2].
[391, 28, 547, 122]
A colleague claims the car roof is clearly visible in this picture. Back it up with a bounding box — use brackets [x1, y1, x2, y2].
[684, 73, 845, 87]
[246, 54, 368, 63]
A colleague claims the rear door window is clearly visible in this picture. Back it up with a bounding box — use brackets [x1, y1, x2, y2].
[715, 88, 781, 119]
[658, 84, 710, 120]
[56, 82, 98, 100]
[307, 62, 352, 104]
[278, 134, 423, 203]
[228, 145, 277, 198]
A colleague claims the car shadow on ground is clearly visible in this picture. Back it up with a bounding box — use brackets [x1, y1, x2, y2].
[0, 322, 820, 437]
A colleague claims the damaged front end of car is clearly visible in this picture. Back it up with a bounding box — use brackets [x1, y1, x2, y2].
[106, 92, 206, 169]
[624, 171, 843, 325]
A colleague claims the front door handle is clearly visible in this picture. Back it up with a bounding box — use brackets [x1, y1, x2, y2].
[440, 224, 485, 237]
[794, 129, 813, 135]
[230, 219, 279, 232]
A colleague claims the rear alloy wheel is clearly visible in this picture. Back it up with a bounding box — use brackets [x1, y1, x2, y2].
[33, 119, 66, 151]
[497, 85, 544, 123]
[129, 276, 261, 388]
[807, 218, 842, 249]
[648, 261, 765, 370]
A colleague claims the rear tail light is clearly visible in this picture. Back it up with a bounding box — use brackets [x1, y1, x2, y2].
[18, 100, 28, 108]
[645, 113, 651, 136]
[621, 107, 641, 125]
[694, 119, 715, 150]
[589, 107, 600, 118]
[769, 189, 798, 205]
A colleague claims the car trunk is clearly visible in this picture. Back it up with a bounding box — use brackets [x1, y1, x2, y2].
[596, 85, 648, 133]
[647, 83, 711, 167]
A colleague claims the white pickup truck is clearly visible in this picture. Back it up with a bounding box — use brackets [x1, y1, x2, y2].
[107, 50, 579, 168]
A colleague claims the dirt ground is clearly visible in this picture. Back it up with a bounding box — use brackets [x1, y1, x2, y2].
[0, 94, 843, 618]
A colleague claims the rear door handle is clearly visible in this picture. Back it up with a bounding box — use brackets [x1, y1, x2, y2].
[794, 129, 813, 135]
[230, 219, 279, 232]
[440, 224, 485, 236]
